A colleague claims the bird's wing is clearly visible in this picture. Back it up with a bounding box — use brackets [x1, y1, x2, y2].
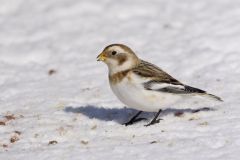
[143, 80, 206, 94]
[132, 60, 206, 94]
[132, 60, 223, 101]
[132, 60, 182, 85]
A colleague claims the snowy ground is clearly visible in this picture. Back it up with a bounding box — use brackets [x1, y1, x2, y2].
[0, 0, 240, 159]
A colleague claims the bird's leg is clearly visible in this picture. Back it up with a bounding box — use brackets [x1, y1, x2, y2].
[145, 109, 162, 127]
[124, 111, 146, 126]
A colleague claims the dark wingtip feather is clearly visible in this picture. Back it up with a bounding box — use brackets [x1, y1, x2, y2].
[184, 85, 206, 93]
[207, 94, 224, 102]
[185, 85, 223, 102]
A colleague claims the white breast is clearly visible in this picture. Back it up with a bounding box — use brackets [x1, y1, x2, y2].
[109, 73, 180, 112]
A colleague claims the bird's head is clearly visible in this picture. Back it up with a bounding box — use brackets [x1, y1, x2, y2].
[97, 44, 140, 74]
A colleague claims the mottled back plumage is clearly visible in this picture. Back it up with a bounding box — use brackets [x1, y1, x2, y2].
[132, 60, 182, 85]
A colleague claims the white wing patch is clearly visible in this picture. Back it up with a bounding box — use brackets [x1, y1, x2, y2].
[145, 82, 185, 91]
[143, 80, 184, 92]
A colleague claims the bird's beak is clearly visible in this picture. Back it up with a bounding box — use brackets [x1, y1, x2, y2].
[97, 52, 107, 61]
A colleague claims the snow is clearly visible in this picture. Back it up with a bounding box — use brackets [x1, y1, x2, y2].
[0, 0, 240, 159]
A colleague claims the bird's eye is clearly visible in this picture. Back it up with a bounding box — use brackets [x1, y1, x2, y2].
[111, 51, 117, 55]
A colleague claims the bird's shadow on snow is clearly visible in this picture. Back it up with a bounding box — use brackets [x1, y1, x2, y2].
[64, 105, 214, 124]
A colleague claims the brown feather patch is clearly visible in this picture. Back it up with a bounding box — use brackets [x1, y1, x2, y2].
[109, 70, 130, 85]
[118, 55, 127, 65]
[132, 60, 183, 85]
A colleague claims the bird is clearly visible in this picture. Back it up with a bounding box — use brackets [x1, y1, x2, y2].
[97, 44, 223, 126]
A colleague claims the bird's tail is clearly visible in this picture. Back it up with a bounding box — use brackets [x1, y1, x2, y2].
[205, 93, 223, 102]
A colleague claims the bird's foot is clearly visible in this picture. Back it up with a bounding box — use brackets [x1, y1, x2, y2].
[144, 118, 163, 127]
[124, 118, 147, 126]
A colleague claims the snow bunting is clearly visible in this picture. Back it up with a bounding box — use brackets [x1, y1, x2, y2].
[97, 44, 223, 126]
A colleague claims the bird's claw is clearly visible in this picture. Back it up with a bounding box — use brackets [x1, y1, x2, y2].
[124, 118, 147, 126]
[144, 118, 163, 127]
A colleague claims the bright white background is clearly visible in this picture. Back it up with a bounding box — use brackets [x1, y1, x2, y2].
[0, 0, 239, 159]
